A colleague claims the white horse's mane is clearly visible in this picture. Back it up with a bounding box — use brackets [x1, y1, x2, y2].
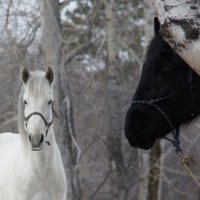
[26, 70, 51, 97]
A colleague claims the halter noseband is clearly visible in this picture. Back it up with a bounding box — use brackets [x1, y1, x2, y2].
[131, 70, 194, 153]
[24, 112, 53, 128]
[24, 103, 59, 145]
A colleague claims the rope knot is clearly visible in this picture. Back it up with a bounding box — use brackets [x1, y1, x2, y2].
[179, 154, 200, 188]
[181, 155, 191, 167]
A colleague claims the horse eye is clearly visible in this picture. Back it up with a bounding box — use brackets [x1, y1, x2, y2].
[48, 100, 52, 105]
[24, 100, 27, 105]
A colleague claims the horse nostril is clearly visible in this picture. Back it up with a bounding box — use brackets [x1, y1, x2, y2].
[40, 134, 44, 144]
[29, 134, 44, 147]
[29, 134, 34, 145]
[29, 134, 31, 142]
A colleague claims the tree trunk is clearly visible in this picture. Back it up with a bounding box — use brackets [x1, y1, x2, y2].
[105, 0, 127, 199]
[147, 141, 162, 200]
[152, 0, 200, 75]
[37, 0, 81, 199]
[137, 149, 149, 200]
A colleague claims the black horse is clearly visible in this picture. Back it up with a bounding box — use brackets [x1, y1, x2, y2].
[125, 17, 200, 150]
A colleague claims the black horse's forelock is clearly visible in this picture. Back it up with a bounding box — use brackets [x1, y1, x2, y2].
[125, 18, 200, 150]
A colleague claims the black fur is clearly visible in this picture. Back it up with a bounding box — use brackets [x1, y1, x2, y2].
[125, 17, 200, 150]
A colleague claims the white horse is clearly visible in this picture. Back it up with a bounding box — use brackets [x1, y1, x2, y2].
[0, 67, 67, 200]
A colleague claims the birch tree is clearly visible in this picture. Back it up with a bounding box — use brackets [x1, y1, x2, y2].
[152, 0, 200, 75]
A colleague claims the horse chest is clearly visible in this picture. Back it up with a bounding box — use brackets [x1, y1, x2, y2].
[0, 146, 66, 200]
[8, 169, 64, 200]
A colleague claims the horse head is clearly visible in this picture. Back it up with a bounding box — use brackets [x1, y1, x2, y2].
[125, 17, 200, 150]
[22, 67, 54, 151]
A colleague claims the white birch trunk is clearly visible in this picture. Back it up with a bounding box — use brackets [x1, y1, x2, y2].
[152, 0, 200, 75]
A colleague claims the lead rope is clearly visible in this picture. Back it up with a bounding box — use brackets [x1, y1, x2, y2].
[178, 70, 200, 188]
[163, 127, 182, 153]
[176, 154, 200, 188]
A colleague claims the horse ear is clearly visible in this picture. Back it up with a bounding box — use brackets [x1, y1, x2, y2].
[22, 68, 30, 84]
[45, 67, 54, 84]
[154, 17, 160, 35]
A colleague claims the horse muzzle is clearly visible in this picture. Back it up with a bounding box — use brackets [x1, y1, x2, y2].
[126, 135, 155, 150]
[29, 133, 44, 151]
[131, 142, 153, 150]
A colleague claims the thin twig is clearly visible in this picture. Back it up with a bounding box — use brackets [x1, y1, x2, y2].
[4, 0, 13, 29]
[89, 171, 111, 200]
[119, 40, 143, 67]
[62, 96, 82, 164]
[59, 0, 71, 10]
[64, 42, 90, 64]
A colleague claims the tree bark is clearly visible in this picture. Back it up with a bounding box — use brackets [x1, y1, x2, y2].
[152, 0, 200, 75]
[137, 149, 149, 200]
[37, 0, 81, 199]
[147, 141, 162, 200]
[105, 0, 127, 199]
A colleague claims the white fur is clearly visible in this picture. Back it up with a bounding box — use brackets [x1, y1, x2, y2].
[0, 69, 67, 200]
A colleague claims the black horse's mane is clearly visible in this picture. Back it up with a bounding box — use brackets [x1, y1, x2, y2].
[146, 36, 167, 63]
[145, 18, 167, 63]
[145, 18, 186, 71]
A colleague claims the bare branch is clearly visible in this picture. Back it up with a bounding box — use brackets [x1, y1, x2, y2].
[89, 171, 111, 200]
[80, 137, 99, 160]
[64, 42, 90, 64]
[119, 40, 143, 68]
[162, 173, 189, 195]
[95, 33, 106, 57]
[4, 0, 13, 29]
[19, 18, 40, 48]
[62, 96, 82, 165]
[59, 0, 71, 10]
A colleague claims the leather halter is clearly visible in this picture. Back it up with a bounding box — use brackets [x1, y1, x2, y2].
[24, 112, 53, 128]
[131, 70, 194, 153]
[24, 103, 59, 143]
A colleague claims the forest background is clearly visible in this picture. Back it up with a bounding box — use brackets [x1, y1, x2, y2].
[0, 0, 200, 199]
